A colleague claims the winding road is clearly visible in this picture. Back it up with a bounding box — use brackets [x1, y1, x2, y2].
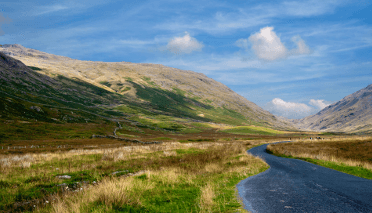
[237, 142, 372, 213]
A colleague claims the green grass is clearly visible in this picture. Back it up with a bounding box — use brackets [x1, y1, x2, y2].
[116, 133, 139, 138]
[221, 126, 285, 136]
[121, 86, 131, 92]
[0, 122, 114, 141]
[197, 107, 256, 126]
[131, 116, 186, 132]
[190, 122, 211, 128]
[142, 76, 158, 87]
[267, 150, 372, 180]
[1, 144, 269, 212]
[124, 77, 133, 81]
[320, 132, 338, 135]
[27, 66, 42, 71]
[204, 99, 213, 104]
[115, 105, 141, 114]
[99, 81, 112, 87]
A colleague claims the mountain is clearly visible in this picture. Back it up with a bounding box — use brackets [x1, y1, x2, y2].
[0, 44, 294, 138]
[294, 84, 372, 133]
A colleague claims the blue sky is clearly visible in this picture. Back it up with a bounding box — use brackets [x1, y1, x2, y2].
[1, 0, 371, 119]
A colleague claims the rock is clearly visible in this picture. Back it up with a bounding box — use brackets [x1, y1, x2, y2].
[30, 106, 43, 112]
[56, 175, 71, 179]
[112, 170, 129, 175]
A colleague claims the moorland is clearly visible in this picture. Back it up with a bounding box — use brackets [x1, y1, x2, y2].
[0, 44, 371, 212]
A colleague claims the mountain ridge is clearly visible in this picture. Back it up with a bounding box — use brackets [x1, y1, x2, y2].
[294, 84, 372, 133]
[0, 44, 295, 131]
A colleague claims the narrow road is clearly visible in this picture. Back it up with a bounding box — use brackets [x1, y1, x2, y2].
[237, 142, 372, 213]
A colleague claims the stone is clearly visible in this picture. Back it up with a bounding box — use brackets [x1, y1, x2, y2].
[112, 170, 129, 175]
[56, 175, 71, 179]
[30, 106, 43, 112]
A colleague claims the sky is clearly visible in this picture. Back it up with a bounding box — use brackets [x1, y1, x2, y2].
[0, 0, 371, 119]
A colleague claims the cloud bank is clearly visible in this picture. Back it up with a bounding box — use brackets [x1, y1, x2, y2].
[237, 27, 311, 61]
[309, 99, 331, 110]
[265, 98, 331, 119]
[167, 32, 204, 54]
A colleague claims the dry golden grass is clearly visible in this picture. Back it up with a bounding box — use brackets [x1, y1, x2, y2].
[0, 137, 271, 212]
[26, 141, 267, 212]
[51, 176, 155, 213]
[0, 142, 222, 173]
[199, 183, 215, 212]
[267, 136, 372, 171]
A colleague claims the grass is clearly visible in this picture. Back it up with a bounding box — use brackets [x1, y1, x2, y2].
[266, 136, 372, 179]
[121, 86, 131, 92]
[152, 137, 173, 141]
[28, 66, 43, 71]
[0, 122, 115, 141]
[221, 126, 287, 136]
[99, 81, 112, 87]
[0, 141, 269, 212]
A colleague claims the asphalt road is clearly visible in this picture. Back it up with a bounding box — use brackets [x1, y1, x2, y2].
[237, 142, 372, 213]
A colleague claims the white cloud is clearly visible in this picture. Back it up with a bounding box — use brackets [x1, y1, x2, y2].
[35, 5, 69, 16]
[244, 27, 311, 61]
[265, 98, 316, 119]
[291, 35, 311, 55]
[248, 26, 288, 61]
[309, 99, 331, 109]
[166, 32, 204, 54]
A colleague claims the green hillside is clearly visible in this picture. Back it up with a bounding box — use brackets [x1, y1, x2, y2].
[0, 51, 294, 141]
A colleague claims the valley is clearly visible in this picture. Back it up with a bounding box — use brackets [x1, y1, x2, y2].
[0, 44, 371, 212]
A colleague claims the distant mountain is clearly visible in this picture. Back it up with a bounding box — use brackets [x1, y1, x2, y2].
[294, 85, 372, 133]
[0, 44, 294, 130]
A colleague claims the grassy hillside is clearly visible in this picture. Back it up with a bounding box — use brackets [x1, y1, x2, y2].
[0, 45, 297, 142]
[0, 44, 295, 132]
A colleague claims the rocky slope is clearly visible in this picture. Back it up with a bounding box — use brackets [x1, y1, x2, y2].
[294, 84, 372, 133]
[0, 44, 294, 130]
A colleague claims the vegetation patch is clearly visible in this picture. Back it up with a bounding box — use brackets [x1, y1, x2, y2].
[27, 66, 42, 71]
[0, 142, 268, 212]
[222, 126, 285, 136]
[123, 77, 133, 81]
[99, 81, 112, 87]
[121, 86, 131, 92]
[190, 122, 212, 128]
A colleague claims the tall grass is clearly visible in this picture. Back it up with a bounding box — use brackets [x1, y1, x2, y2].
[1, 141, 268, 212]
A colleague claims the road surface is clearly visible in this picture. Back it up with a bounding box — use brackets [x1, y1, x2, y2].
[237, 142, 372, 212]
